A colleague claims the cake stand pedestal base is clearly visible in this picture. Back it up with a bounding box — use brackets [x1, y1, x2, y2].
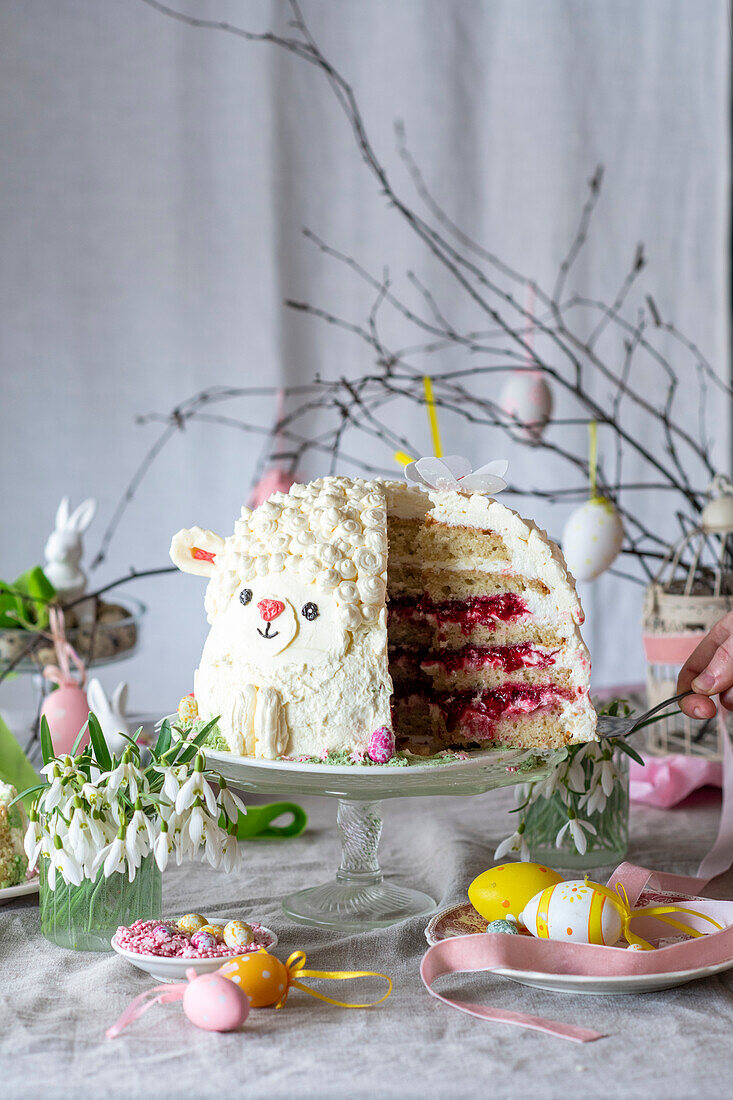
[281, 798, 436, 930]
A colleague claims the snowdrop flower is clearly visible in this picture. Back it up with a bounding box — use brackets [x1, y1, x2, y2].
[494, 822, 529, 862]
[218, 830, 241, 874]
[153, 818, 174, 873]
[204, 820, 223, 869]
[555, 811, 597, 856]
[51, 830, 83, 887]
[126, 800, 153, 870]
[405, 455, 508, 496]
[175, 754, 218, 817]
[216, 778, 246, 825]
[580, 781, 608, 817]
[67, 797, 98, 872]
[93, 822, 128, 880]
[155, 764, 189, 804]
[23, 807, 44, 870]
[102, 750, 141, 803]
[39, 764, 68, 812]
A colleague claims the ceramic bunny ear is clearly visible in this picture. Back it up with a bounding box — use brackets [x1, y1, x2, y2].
[55, 497, 71, 529]
[170, 527, 225, 578]
[112, 682, 129, 719]
[68, 498, 97, 534]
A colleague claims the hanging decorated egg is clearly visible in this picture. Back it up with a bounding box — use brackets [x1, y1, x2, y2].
[182, 971, 250, 1032]
[520, 879, 623, 946]
[499, 371, 553, 442]
[220, 949, 290, 1008]
[468, 862, 564, 924]
[177, 913, 207, 934]
[561, 498, 624, 581]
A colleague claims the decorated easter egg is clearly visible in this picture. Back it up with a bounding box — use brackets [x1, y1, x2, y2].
[499, 371, 553, 442]
[191, 930, 217, 951]
[220, 949, 290, 1008]
[41, 684, 90, 756]
[485, 919, 519, 935]
[177, 694, 199, 722]
[223, 920, 254, 948]
[198, 924, 224, 940]
[153, 924, 173, 942]
[177, 913, 207, 934]
[468, 862, 564, 924]
[520, 879, 623, 946]
[182, 971, 250, 1032]
[561, 499, 624, 582]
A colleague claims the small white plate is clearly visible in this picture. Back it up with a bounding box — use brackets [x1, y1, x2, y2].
[0, 878, 39, 905]
[111, 925, 278, 984]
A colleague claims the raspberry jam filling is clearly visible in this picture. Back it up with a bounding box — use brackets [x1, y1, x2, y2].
[438, 683, 573, 734]
[420, 643, 555, 674]
[388, 593, 529, 635]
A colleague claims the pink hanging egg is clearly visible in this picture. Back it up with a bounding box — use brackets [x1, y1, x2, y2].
[182, 971, 250, 1032]
[41, 685, 90, 755]
[248, 468, 298, 508]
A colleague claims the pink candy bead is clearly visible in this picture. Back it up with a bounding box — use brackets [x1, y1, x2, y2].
[113, 919, 272, 959]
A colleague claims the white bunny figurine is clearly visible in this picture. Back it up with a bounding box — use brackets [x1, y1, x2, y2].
[86, 678, 132, 757]
[44, 497, 97, 604]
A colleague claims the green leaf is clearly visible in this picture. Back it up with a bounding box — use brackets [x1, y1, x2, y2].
[39, 715, 54, 766]
[71, 719, 90, 756]
[614, 738, 645, 766]
[154, 717, 172, 760]
[9, 782, 46, 807]
[175, 716, 221, 765]
[87, 712, 112, 773]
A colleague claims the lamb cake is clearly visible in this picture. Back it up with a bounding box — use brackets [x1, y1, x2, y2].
[170, 463, 597, 763]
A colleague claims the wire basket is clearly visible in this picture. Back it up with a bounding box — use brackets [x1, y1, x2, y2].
[642, 478, 733, 760]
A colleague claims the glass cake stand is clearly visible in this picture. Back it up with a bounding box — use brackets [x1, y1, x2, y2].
[204, 745, 565, 932]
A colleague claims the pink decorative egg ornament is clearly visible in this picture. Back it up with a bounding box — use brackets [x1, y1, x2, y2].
[41, 684, 90, 756]
[182, 970, 250, 1033]
[367, 727, 395, 764]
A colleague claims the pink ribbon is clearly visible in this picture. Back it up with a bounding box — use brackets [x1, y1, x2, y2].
[42, 606, 86, 690]
[106, 976, 193, 1039]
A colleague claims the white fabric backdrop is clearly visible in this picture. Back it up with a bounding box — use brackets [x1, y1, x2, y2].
[1, 0, 729, 717]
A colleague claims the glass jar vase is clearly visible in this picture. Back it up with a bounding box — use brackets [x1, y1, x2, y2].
[522, 747, 630, 872]
[40, 854, 162, 951]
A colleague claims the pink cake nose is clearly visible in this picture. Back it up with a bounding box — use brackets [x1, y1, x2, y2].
[257, 599, 285, 621]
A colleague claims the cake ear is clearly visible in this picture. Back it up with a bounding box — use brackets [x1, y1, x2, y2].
[170, 526, 225, 578]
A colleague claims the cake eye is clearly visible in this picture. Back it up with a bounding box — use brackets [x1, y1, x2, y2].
[239, 588, 253, 606]
[301, 602, 319, 621]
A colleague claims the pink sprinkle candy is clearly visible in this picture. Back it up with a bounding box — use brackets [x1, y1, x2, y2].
[367, 726, 395, 764]
[113, 918, 273, 960]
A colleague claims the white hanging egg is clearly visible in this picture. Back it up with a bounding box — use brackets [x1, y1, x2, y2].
[561, 498, 624, 581]
[499, 371, 553, 442]
[520, 879, 622, 946]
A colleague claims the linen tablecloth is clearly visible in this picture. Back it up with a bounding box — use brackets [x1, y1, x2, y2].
[3, 786, 733, 1099]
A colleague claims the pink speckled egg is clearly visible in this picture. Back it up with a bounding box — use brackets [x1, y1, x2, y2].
[367, 726, 395, 764]
[182, 971, 250, 1032]
[153, 925, 172, 942]
[191, 930, 216, 951]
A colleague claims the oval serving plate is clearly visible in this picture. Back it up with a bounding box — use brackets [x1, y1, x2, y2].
[424, 900, 733, 995]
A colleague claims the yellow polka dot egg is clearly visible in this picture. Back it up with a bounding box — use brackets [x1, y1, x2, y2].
[520, 879, 623, 946]
[220, 949, 290, 1008]
[468, 862, 564, 924]
[224, 920, 254, 948]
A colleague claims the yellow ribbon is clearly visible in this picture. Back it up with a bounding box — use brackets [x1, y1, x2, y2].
[394, 450, 415, 467]
[276, 951, 393, 1009]
[423, 376, 443, 458]
[586, 879, 723, 951]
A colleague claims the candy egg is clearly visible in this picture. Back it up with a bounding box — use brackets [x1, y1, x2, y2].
[520, 879, 623, 946]
[177, 913, 207, 934]
[190, 930, 217, 951]
[177, 694, 199, 722]
[153, 924, 173, 942]
[223, 920, 254, 948]
[468, 862, 564, 925]
[182, 971, 250, 1032]
[485, 919, 520, 935]
[561, 498, 624, 582]
[220, 949, 290, 1008]
[198, 924, 224, 940]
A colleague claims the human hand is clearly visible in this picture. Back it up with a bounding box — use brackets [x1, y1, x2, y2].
[677, 611, 733, 718]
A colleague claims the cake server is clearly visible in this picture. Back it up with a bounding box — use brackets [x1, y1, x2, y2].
[595, 689, 693, 739]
